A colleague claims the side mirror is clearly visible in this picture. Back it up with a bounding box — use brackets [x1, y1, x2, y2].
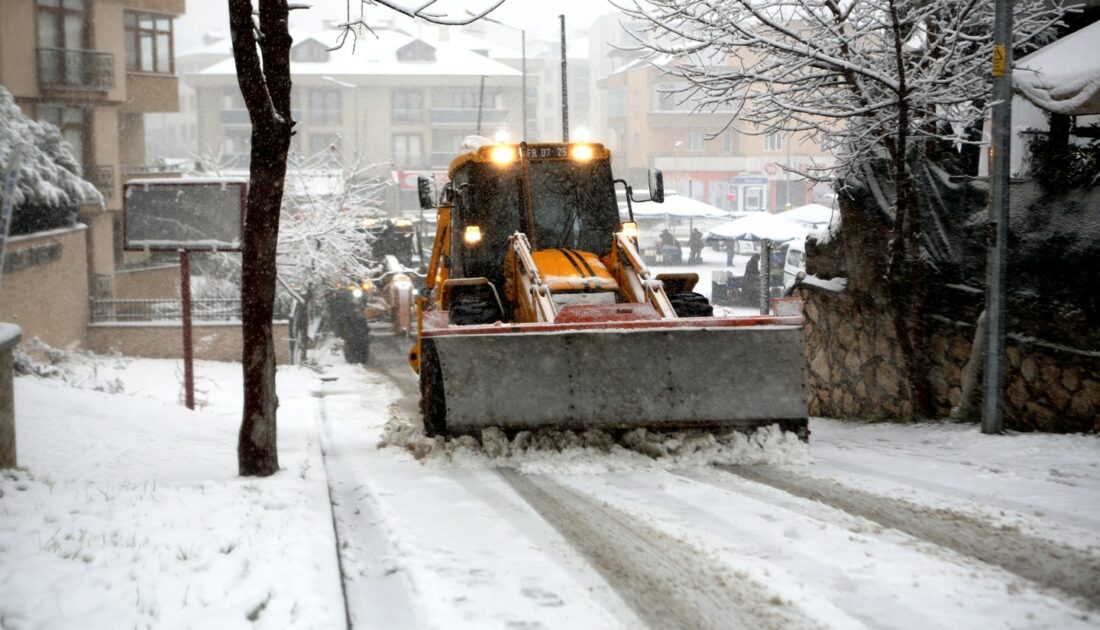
[417, 175, 435, 209]
[648, 169, 665, 203]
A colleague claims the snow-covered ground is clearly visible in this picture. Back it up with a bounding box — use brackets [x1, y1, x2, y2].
[3, 342, 1098, 628]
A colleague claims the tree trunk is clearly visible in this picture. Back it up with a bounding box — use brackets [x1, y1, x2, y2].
[229, 0, 294, 477]
[952, 309, 988, 421]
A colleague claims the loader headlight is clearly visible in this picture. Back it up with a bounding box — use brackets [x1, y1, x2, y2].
[361, 280, 375, 292]
[351, 288, 364, 299]
[464, 225, 483, 245]
[619, 221, 639, 238]
[571, 143, 594, 161]
[490, 145, 516, 165]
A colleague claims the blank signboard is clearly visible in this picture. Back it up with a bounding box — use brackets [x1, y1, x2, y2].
[124, 178, 246, 251]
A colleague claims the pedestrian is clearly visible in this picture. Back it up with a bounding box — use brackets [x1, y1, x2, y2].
[688, 228, 704, 264]
[726, 241, 735, 266]
[743, 253, 760, 305]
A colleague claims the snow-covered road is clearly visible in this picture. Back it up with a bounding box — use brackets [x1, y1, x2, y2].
[4, 340, 1097, 628]
[315, 340, 1100, 629]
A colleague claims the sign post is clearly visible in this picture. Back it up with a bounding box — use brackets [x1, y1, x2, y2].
[123, 178, 246, 409]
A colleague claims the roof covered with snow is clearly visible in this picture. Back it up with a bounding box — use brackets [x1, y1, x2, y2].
[197, 27, 522, 79]
[1014, 20, 1100, 115]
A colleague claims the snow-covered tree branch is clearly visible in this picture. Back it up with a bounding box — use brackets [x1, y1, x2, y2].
[620, 0, 1064, 176]
[618, 0, 1066, 416]
[276, 146, 390, 293]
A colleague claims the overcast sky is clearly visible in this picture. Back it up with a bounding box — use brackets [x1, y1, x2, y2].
[175, 0, 626, 53]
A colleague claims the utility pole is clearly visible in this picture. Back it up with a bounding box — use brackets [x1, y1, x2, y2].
[476, 75, 486, 136]
[982, 0, 1012, 434]
[560, 14, 568, 142]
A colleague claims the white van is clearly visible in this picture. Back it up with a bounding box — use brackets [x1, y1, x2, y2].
[782, 238, 806, 292]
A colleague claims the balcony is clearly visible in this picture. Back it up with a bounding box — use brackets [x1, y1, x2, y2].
[430, 108, 509, 125]
[82, 165, 115, 202]
[37, 48, 114, 92]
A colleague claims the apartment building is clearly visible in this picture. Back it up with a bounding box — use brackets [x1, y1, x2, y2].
[190, 25, 526, 213]
[0, 0, 185, 346]
[0, 0, 183, 268]
[598, 56, 835, 213]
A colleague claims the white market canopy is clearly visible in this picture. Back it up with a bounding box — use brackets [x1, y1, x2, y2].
[624, 191, 731, 219]
[775, 203, 837, 228]
[1014, 20, 1100, 116]
[705, 212, 808, 243]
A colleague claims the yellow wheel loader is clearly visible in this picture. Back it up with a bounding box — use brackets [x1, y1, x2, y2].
[409, 141, 808, 439]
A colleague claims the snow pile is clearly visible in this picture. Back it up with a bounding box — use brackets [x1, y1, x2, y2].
[13, 337, 127, 394]
[379, 418, 808, 473]
[1, 358, 345, 628]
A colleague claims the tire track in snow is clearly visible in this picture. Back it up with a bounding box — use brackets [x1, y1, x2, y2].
[500, 469, 820, 630]
[315, 364, 421, 630]
[714, 465, 1100, 611]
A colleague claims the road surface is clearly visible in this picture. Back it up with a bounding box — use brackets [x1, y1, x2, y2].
[313, 338, 1100, 629]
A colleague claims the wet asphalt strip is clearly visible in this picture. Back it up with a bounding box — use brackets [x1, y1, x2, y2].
[499, 469, 821, 630]
[712, 465, 1100, 611]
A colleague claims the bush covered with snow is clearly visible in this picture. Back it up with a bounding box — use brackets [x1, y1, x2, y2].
[0, 86, 102, 235]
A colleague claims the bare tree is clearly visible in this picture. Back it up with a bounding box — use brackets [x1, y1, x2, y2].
[621, 0, 1063, 417]
[229, 0, 506, 477]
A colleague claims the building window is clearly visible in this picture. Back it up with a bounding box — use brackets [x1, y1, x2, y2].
[124, 11, 174, 74]
[37, 0, 88, 85]
[393, 134, 422, 166]
[392, 90, 422, 123]
[308, 89, 341, 125]
[687, 132, 704, 151]
[222, 86, 245, 110]
[37, 103, 87, 165]
[608, 89, 626, 117]
[764, 132, 783, 152]
[721, 133, 736, 154]
[652, 83, 685, 112]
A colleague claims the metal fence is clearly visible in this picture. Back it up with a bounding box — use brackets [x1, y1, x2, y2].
[90, 298, 242, 323]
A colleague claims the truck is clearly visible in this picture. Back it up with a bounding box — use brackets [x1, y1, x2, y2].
[328, 218, 423, 364]
[409, 141, 808, 439]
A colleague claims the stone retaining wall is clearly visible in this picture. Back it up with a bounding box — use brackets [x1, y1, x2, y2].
[798, 284, 1100, 433]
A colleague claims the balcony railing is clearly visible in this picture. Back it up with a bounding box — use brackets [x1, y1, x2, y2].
[82, 165, 114, 202]
[430, 108, 509, 124]
[90, 297, 292, 323]
[37, 48, 114, 92]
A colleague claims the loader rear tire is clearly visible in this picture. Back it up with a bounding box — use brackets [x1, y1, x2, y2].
[419, 340, 447, 437]
[669, 292, 714, 318]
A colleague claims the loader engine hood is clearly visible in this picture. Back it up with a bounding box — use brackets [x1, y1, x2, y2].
[531, 248, 619, 293]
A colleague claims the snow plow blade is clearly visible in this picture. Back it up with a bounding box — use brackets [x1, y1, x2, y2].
[420, 321, 807, 436]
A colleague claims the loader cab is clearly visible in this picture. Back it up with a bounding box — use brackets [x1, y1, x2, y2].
[447, 142, 621, 295]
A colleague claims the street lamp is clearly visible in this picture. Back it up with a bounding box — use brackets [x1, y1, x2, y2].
[322, 76, 360, 156]
[468, 11, 527, 142]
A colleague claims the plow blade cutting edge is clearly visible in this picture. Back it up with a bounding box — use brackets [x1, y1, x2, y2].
[421, 324, 808, 436]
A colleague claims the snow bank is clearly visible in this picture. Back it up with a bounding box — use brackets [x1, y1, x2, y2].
[379, 417, 808, 474]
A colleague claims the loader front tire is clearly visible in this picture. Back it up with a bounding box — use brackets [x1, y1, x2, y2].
[419, 340, 447, 437]
[669, 292, 714, 318]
